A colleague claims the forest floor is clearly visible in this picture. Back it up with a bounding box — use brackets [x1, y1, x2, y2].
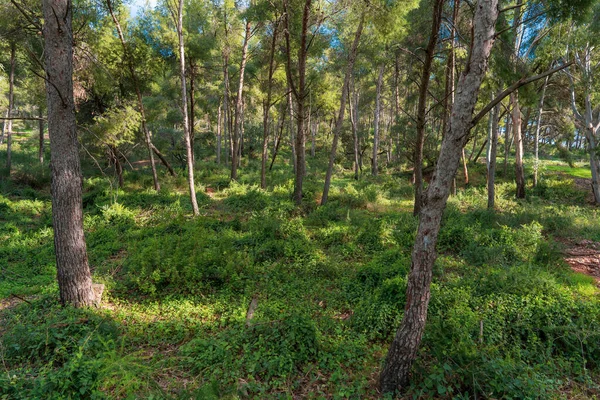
[2, 137, 600, 399]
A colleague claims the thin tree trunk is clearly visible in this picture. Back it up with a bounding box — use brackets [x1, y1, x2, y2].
[288, 89, 296, 173]
[261, 17, 280, 189]
[350, 83, 360, 180]
[5, 44, 15, 174]
[39, 106, 44, 164]
[512, 92, 526, 198]
[504, 113, 512, 176]
[487, 101, 500, 209]
[231, 19, 251, 180]
[380, 0, 499, 391]
[217, 103, 222, 163]
[372, 63, 384, 176]
[270, 100, 287, 171]
[177, 0, 199, 215]
[321, 13, 364, 205]
[189, 61, 196, 165]
[533, 75, 549, 186]
[43, 0, 98, 307]
[462, 148, 469, 185]
[413, 0, 444, 215]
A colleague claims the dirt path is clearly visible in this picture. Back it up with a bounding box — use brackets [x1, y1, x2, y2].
[560, 238, 600, 285]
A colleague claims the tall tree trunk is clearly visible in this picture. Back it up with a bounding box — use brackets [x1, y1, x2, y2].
[261, 17, 280, 189]
[511, 0, 526, 198]
[512, 92, 526, 198]
[189, 61, 196, 165]
[223, 53, 230, 165]
[503, 113, 512, 176]
[217, 103, 222, 164]
[380, 0, 499, 391]
[43, 0, 98, 308]
[5, 44, 15, 174]
[39, 106, 45, 164]
[413, 0, 444, 215]
[177, 0, 199, 215]
[269, 100, 287, 171]
[288, 90, 296, 173]
[487, 101, 500, 209]
[321, 13, 364, 205]
[533, 75, 549, 187]
[372, 63, 384, 176]
[350, 84, 360, 180]
[231, 20, 251, 180]
[284, 0, 312, 205]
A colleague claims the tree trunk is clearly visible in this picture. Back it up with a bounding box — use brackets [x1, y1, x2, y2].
[487, 101, 500, 209]
[270, 100, 287, 171]
[43, 0, 98, 308]
[587, 130, 600, 204]
[380, 0, 498, 392]
[372, 63, 384, 176]
[413, 0, 444, 215]
[512, 92, 526, 198]
[5, 44, 15, 174]
[288, 89, 296, 173]
[504, 113, 512, 176]
[38, 106, 45, 164]
[189, 60, 196, 165]
[350, 82, 360, 180]
[533, 75, 549, 187]
[177, 0, 199, 215]
[231, 20, 251, 180]
[217, 103, 222, 164]
[261, 17, 280, 189]
[321, 13, 364, 205]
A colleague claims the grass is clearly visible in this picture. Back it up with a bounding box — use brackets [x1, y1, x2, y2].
[1, 137, 600, 399]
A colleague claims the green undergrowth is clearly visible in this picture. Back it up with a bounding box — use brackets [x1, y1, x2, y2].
[2, 141, 600, 399]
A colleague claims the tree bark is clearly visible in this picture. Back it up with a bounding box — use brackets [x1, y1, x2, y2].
[261, 17, 280, 189]
[512, 92, 526, 198]
[321, 13, 364, 205]
[39, 106, 45, 164]
[189, 60, 196, 165]
[372, 63, 384, 176]
[533, 75, 549, 187]
[284, 0, 312, 205]
[176, 0, 199, 215]
[380, 0, 498, 392]
[413, 0, 444, 215]
[350, 81, 360, 180]
[231, 19, 251, 180]
[487, 101, 500, 209]
[43, 0, 97, 308]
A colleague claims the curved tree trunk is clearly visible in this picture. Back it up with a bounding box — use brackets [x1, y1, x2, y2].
[380, 0, 498, 392]
[43, 0, 98, 308]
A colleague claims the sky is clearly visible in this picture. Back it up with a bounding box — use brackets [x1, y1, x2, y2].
[129, 0, 157, 17]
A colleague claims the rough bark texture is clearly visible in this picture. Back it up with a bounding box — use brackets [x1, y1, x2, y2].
[413, 0, 444, 214]
[321, 14, 364, 205]
[177, 0, 199, 215]
[43, 0, 97, 308]
[231, 20, 251, 181]
[372, 64, 384, 176]
[379, 0, 498, 392]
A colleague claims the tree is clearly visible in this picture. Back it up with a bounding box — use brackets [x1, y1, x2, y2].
[380, 0, 499, 391]
[43, 0, 98, 307]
